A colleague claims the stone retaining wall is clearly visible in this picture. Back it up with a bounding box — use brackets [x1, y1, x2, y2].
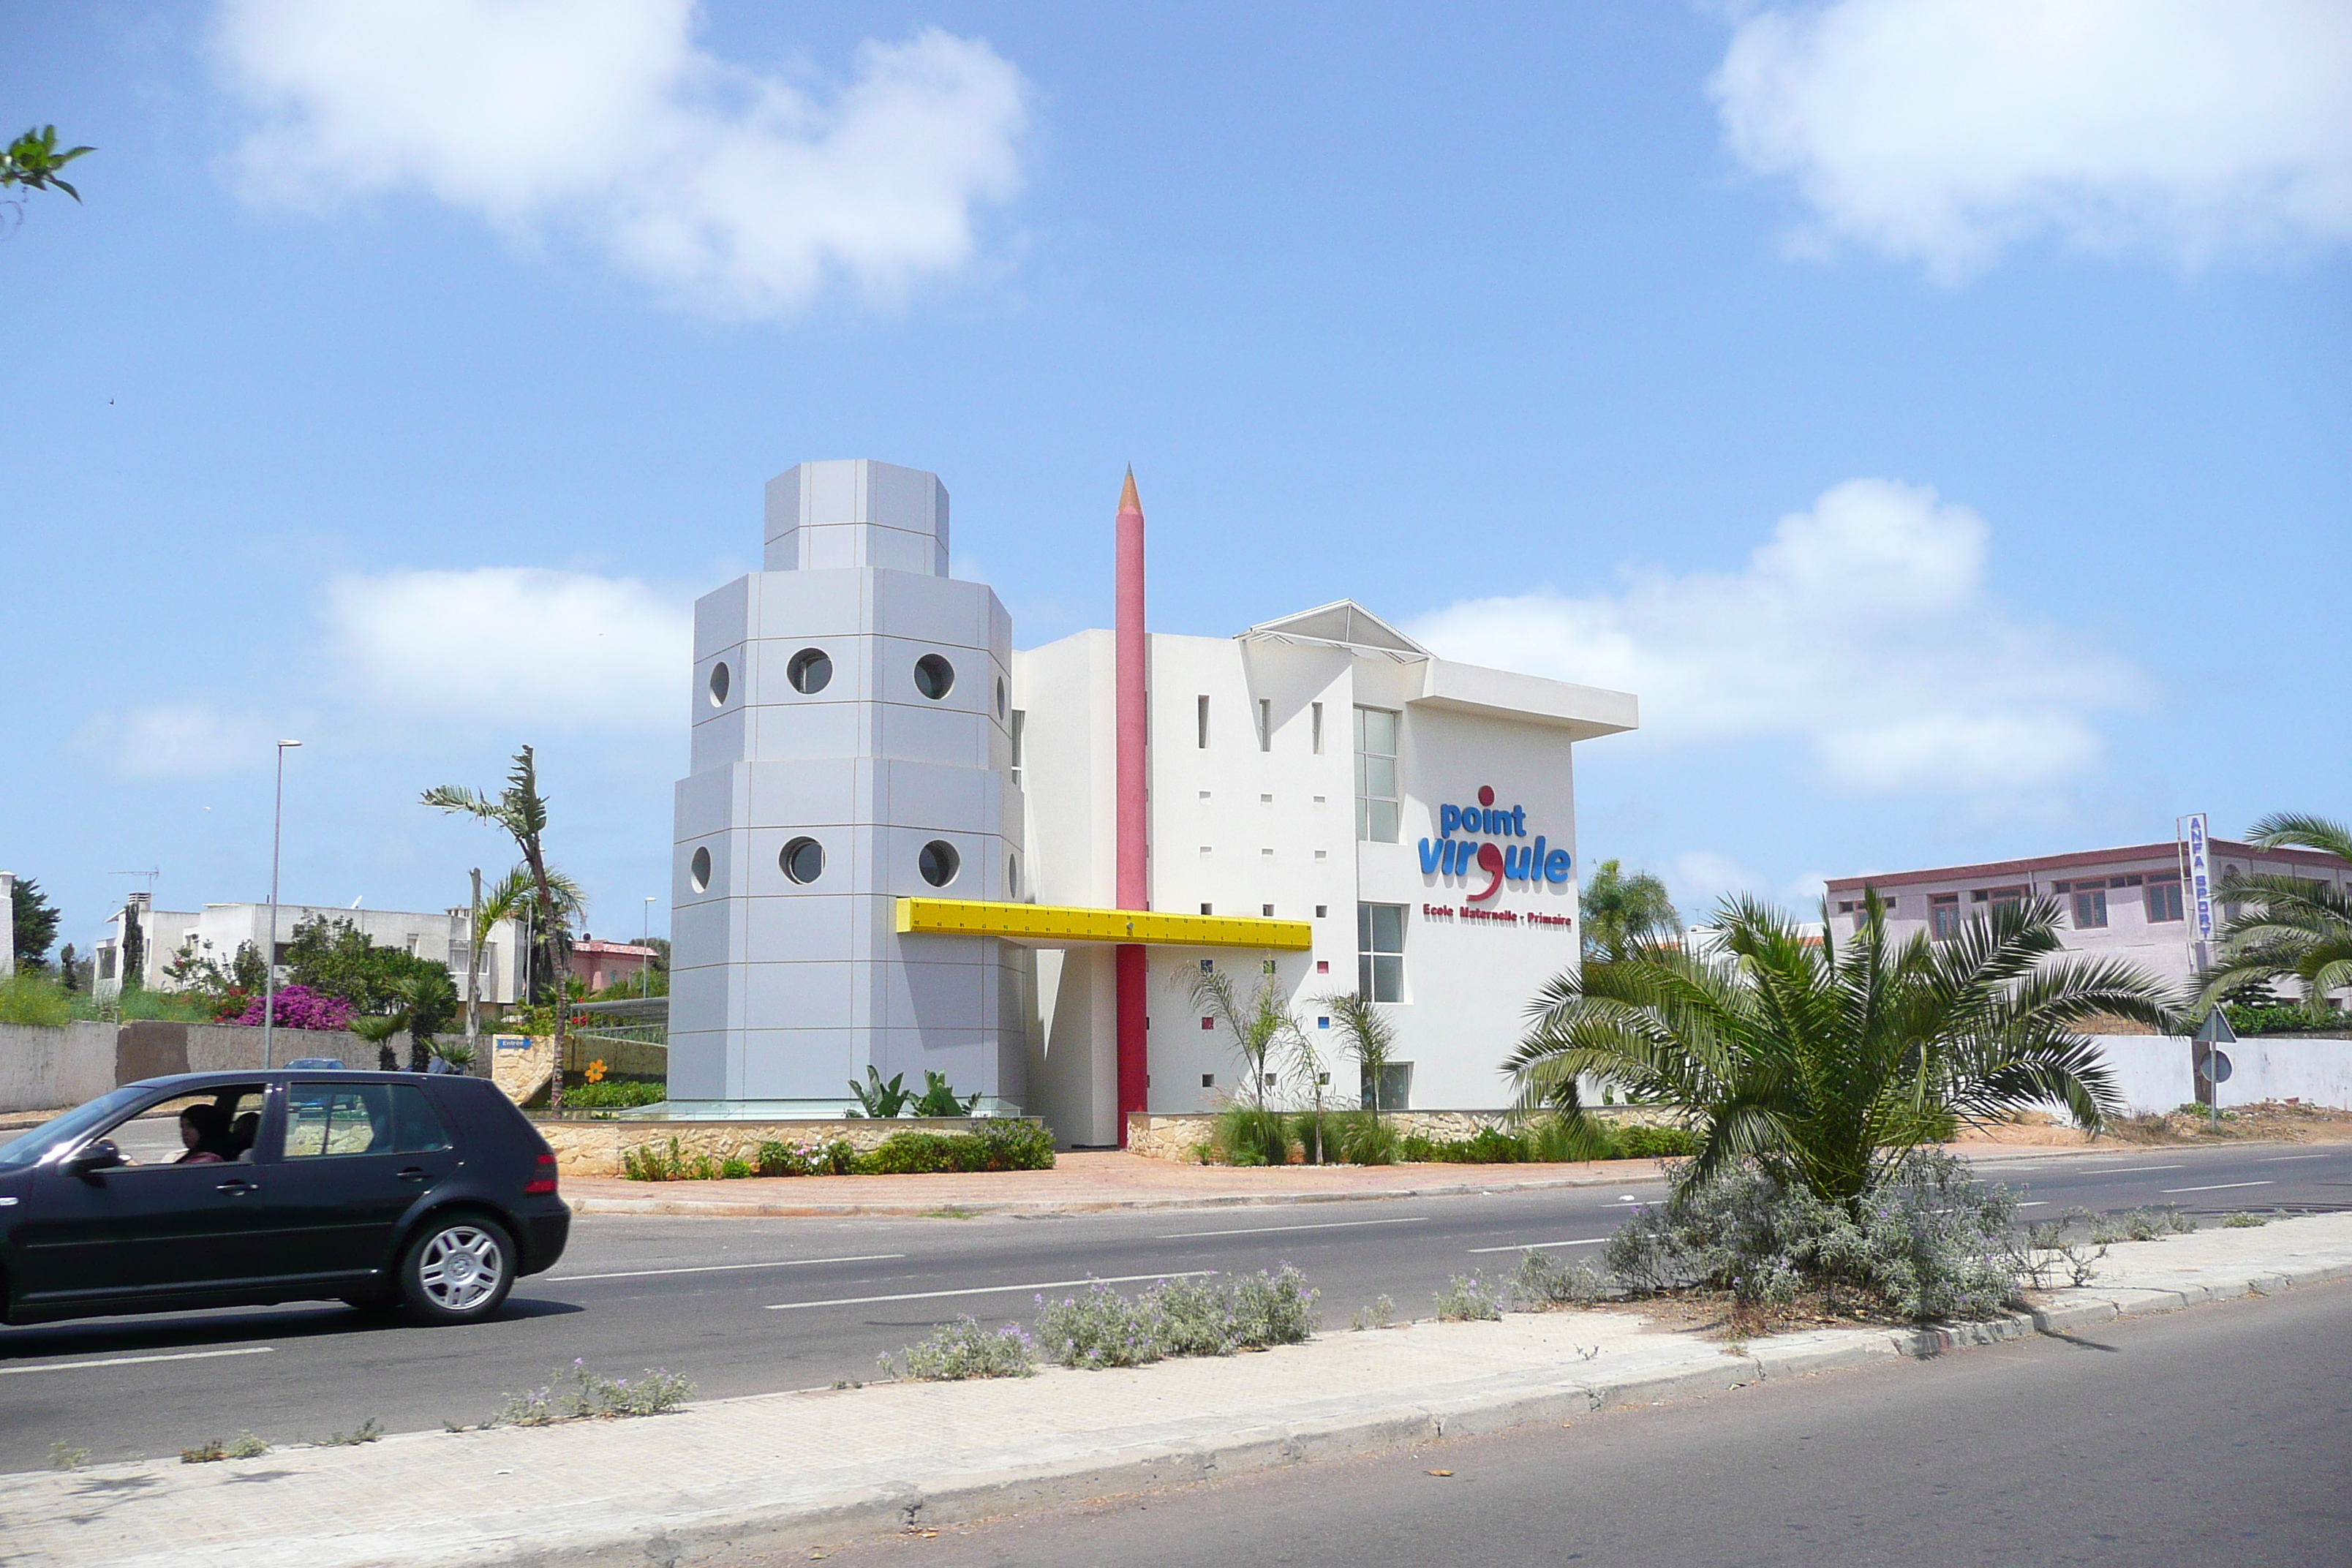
[538, 1117, 1047, 1178]
[1123, 1106, 1678, 1162]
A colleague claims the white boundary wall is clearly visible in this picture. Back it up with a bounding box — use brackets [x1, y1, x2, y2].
[2092, 1033, 2352, 1115]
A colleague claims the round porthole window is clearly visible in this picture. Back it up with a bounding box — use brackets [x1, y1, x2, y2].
[919, 839, 961, 887]
[787, 647, 832, 695]
[913, 653, 955, 701]
[706, 662, 731, 707]
[688, 845, 712, 892]
[781, 836, 824, 885]
[1006, 853, 1018, 898]
[996, 676, 1007, 719]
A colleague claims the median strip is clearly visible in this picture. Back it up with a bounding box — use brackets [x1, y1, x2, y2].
[766, 1271, 1216, 1312]
[551, 1253, 906, 1283]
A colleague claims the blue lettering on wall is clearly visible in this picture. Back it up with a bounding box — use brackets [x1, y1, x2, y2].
[1414, 784, 1572, 893]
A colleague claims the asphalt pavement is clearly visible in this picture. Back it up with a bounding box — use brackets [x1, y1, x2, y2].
[805, 1269, 2352, 1568]
[4, 1138, 2346, 1474]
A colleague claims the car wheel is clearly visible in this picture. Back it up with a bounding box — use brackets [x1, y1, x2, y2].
[398, 1215, 516, 1324]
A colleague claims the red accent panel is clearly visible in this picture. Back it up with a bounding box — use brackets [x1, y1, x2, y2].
[1116, 943, 1147, 1145]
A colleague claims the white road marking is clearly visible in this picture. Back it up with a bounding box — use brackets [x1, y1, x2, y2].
[1158, 1217, 1425, 1240]
[2062, 1164, 2188, 1175]
[2262, 1153, 2334, 1162]
[2017, 1202, 2049, 1208]
[551, 1253, 905, 1283]
[1465, 1237, 1608, 1254]
[766, 1271, 1215, 1312]
[0, 1346, 274, 1377]
[2161, 1180, 2277, 1194]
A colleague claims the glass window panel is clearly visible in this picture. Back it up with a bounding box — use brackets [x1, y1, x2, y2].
[1360, 708, 1396, 754]
[1362, 755, 1397, 799]
[391, 1085, 453, 1153]
[1371, 904, 1405, 953]
[1366, 799, 1399, 843]
[1373, 955, 1403, 1003]
[286, 1083, 395, 1158]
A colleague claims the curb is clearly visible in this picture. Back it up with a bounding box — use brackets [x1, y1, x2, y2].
[386, 1235, 2352, 1567]
[564, 1168, 1670, 1219]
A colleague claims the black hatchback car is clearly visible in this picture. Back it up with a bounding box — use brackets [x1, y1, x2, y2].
[0, 1071, 568, 1327]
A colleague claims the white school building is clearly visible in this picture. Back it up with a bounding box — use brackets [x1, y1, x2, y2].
[668, 460, 1637, 1143]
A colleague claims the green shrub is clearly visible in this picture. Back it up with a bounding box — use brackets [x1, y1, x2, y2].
[621, 1139, 687, 1181]
[1033, 1267, 1318, 1368]
[881, 1316, 1037, 1381]
[1435, 1272, 1504, 1321]
[755, 1139, 856, 1176]
[853, 1120, 1056, 1175]
[1401, 1126, 1533, 1164]
[2224, 1001, 2343, 1036]
[1210, 1104, 1294, 1166]
[718, 1157, 753, 1180]
[2222, 1212, 2269, 1228]
[1611, 1124, 1699, 1159]
[0, 973, 72, 1027]
[1526, 1116, 1616, 1162]
[562, 1079, 666, 1109]
[1327, 1109, 1401, 1165]
[1602, 1151, 2022, 1321]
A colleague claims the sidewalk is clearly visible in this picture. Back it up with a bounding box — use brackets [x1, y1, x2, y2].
[10, 1212, 2349, 1568]
[557, 1136, 2275, 1218]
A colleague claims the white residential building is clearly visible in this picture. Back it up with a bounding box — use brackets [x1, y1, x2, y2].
[93, 896, 527, 1006]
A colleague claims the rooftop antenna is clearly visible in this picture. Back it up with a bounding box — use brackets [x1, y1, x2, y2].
[108, 867, 160, 903]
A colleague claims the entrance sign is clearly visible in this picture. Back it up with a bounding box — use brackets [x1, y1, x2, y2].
[2180, 813, 2215, 943]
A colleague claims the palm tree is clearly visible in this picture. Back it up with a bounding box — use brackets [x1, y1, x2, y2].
[2198, 813, 2352, 1025]
[1507, 892, 2177, 1204]
[1181, 958, 1300, 1112]
[1579, 859, 1683, 961]
[1320, 990, 1398, 1113]
[423, 747, 580, 1114]
[475, 863, 587, 1007]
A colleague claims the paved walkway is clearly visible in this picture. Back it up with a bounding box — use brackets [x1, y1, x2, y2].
[557, 1137, 2234, 1218]
[10, 1212, 2348, 1568]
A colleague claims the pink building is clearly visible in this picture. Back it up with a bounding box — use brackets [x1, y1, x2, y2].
[1823, 836, 2352, 1006]
[570, 937, 661, 995]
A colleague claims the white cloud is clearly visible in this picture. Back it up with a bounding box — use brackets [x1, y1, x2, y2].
[325, 568, 690, 728]
[215, 0, 1030, 316]
[1409, 478, 2141, 796]
[1672, 851, 1756, 903]
[1712, 0, 2352, 279]
[105, 706, 282, 777]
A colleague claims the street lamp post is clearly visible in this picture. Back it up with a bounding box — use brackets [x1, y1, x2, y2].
[263, 739, 301, 1069]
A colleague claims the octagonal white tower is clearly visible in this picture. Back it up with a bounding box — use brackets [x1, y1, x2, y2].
[668, 459, 1027, 1114]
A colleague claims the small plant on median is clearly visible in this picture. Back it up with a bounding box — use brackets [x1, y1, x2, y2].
[180, 1439, 226, 1464]
[1033, 1267, 1317, 1368]
[1435, 1272, 1504, 1322]
[226, 1432, 271, 1459]
[1349, 1294, 1397, 1330]
[1604, 1151, 2023, 1321]
[1507, 1248, 1609, 1308]
[48, 1441, 88, 1471]
[495, 1360, 696, 1425]
[2223, 1211, 2270, 1227]
[317, 1417, 383, 1447]
[2090, 1205, 2198, 1245]
[2004, 1209, 2107, 1290]
[880, 1316, 1037, 1380]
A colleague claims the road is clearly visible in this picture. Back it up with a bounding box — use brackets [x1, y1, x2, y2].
[2, 1139, 2346, 1473]
[804, 1273, 2352, 1568]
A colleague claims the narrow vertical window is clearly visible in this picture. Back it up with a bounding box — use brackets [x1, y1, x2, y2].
[1353, 706, 1400, 843]
[1258, 698, 1273, 752]
[1357, 901, 1405, 1002]
[1009, 709, 1026, 791]
[1197, 694, 1210, 749]
[1311, 701, 1324, 754]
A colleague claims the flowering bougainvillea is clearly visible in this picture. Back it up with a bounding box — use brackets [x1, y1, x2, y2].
[231, 984, 356, 1031]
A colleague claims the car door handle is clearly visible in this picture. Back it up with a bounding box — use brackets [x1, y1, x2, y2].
[216, 1178, 258, 1194]
[396, 1166, 432, 1183]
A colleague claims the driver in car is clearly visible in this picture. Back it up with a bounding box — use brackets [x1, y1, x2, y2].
[173, 1104, 235, 1165]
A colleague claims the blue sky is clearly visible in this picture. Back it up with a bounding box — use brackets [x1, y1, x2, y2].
[4, 1, 2348, 956]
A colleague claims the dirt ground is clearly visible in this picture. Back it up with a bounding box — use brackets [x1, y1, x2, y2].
[1950, 1100, 2352, 1150]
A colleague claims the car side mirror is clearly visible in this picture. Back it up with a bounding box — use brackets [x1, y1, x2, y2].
[67, 1139, 124, 1178]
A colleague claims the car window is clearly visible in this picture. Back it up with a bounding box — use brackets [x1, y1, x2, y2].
[94, 1088, 265, 1169]
[0, 1088, 145, 1169]
[284, 1082, 451, 1158]
[392, 1085, 454, 1153]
